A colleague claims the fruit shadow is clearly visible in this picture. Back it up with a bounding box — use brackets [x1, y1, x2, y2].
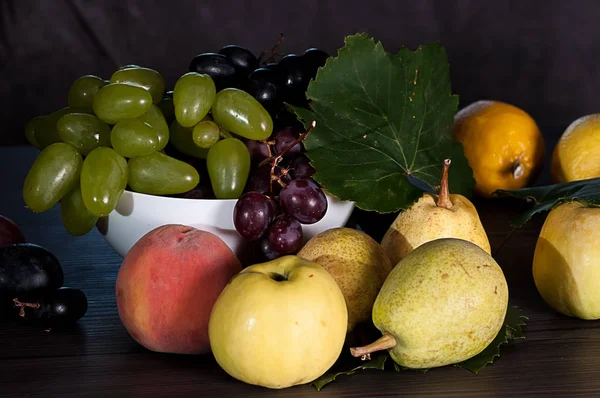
[474, 197, 552, 317]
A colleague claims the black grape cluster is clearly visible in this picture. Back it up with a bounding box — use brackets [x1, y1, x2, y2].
[187, 41, 331, 260]
[0, 216, 88, 329]
[189, 44, 329, 115]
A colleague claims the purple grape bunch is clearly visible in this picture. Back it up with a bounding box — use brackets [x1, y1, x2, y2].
[233, 125, 326, 260]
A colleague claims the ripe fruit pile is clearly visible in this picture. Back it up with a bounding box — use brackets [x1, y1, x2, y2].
[22, 42, 331, 250]
[0, 215, 88, 329]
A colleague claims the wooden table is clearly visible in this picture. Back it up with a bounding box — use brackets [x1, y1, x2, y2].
[1, 144, 599, 397]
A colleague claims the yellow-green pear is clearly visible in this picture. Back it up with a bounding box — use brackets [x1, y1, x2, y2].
[350, 238, 508, 369]
[381, 159, 491, 266]
[533, 202, 600, 319]
[298, 227, 393, 332]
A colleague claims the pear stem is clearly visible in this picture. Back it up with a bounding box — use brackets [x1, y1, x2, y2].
[436, 159, 453, 209]
[350, 332, 397, 359]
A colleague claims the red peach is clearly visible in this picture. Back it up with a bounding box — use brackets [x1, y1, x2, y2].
[116, 224, 242, 354]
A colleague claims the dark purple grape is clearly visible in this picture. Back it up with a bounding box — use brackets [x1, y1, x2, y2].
[218, 45, 258, 77]
[234, 192, 276, 240]
[278, 54, 306, 88]
[303, 48, 329, 80]
[245, 166, 271, 195]
[274, 127, 302, 155]
[189, 53, 237, 90]
[259, 237, 280, 260]
[267, 214, 303, 255]
[12, 287, 87, 327]
[288, 155, 315, 179]
[273, 109, 304, 132]
[279, 179, 327, 224]
[245, 165, 289, 196]
[0, 243, 64, 299]
[263, 62, 280, 72]
[0, 215, 26, 247]
[246, 68, 282, 109]
[181, 183, 215, 199]
[277, 54, 309, 106]
[243, 138, 271, 164]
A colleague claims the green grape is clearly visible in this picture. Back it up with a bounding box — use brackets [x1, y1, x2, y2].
[137, 104, 169, 151]
[118, 64, 141, 70]
[128, 152, 200, 195]
[110, 66, 165, 104]
[169, 119, 209, 159]
[92, 83, 152, 124]
[157, 91, 175, 124]
[23, 143, 83, 213]
[60, 184, 98, 236]
[34, 107, 94, 149]
[211, 88, 273, 141]
[67, 75, 107, 111]
[57, 113, 111, 156]
[192, 120, 220, 149]
[80, 147, 128, 217]
[24, 117, 44, 149]
[173, 72, 216, 128]
[110, 119, 159, 158]
[206, 138, 250, 199]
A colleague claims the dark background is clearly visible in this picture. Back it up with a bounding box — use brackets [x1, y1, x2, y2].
[1, 0, 599, 146]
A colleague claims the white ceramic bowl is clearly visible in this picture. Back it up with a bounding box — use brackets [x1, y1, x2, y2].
[98, 189, 355, 260]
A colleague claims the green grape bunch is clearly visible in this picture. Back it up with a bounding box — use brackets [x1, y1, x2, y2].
[21, 42, 330, 253]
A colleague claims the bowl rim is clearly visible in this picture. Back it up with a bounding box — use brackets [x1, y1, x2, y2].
[122, 189, 238, 203]
[122, 188, 353, 204]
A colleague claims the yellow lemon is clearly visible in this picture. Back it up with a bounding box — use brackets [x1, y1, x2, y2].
[452, 100, 545, 198]
[550, 114, 600, 183]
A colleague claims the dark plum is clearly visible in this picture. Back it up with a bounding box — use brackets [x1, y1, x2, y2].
[0, 243, 64, 298]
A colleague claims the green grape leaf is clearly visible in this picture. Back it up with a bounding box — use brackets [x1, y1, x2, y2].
[311, 304, 527, 390]
[454, 305, 528, 374]
[291, 33, 475, 214]
[311, 353, 388, 391]
[494, 177, 600, 227]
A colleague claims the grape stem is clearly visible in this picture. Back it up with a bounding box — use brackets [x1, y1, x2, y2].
[260, 120, 316, 197]
[258, 33, 285, 65]
[259, 120, 316, 168]
[12, 298, 40, 318]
